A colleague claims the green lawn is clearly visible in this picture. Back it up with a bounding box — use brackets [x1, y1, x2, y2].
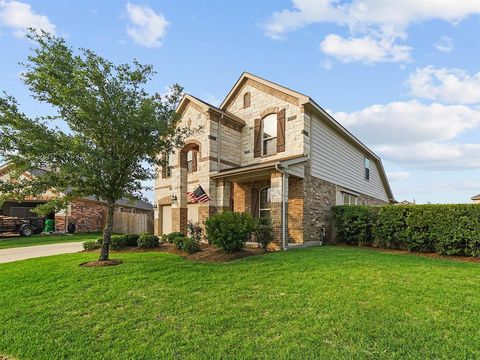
[0, 246, 480, 359]
[0, 232, 101, 249]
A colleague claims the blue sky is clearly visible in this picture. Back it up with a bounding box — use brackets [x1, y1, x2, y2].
[1, 0, 479, 204]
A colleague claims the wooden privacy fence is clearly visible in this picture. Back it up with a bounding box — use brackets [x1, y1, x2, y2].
[112, 212, 154, 234]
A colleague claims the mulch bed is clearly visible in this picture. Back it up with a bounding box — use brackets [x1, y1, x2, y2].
[347, 245, 480, 264]
[80, 259, 123, 267]
[83, 243, 267, 263]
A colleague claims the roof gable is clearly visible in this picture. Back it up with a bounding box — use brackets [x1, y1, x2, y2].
[220, 72, 309, 110]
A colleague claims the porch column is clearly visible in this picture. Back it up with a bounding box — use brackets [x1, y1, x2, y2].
[171, 151, 188, 234]
[216, 179, 232, 212]
[270, 171, 288, 247]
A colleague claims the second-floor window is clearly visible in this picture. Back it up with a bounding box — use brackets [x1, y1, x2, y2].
[163, 153, 173, 178]
[364, 157, 370, 180]
[187, 150, 198, 173]
[262, 114, 277, 156]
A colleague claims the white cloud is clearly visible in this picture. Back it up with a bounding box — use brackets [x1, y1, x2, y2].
[434, 36, 454, 52]
[407, 66, 480, 104]
[0, 0, 56, 38]
[333, 100, 480, 145]
[332, 100, 480, 170]
[320, 34, 411, 64]
[387, 171, 411, 182]
[126, 3, 169, 48]
[264, 0, 480, 63]
[376, 143, 480, 170]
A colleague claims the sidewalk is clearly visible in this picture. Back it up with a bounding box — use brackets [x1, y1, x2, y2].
[0, 241, 83, 264]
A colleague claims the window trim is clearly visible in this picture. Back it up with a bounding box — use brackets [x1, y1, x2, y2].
[261, 113, 277, 157]
[165, 153, 173, 178]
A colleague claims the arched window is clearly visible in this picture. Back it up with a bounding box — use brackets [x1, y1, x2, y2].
[243, 92, 251, 108]
[259, 187, 271, 218]
[262, 114, 277, 156]
[187, 150, 198, 173]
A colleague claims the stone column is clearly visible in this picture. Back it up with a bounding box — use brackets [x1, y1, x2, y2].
[216, 179, 232, 212]
[270, 171, 288, 247]
[171, 151, 188, 234]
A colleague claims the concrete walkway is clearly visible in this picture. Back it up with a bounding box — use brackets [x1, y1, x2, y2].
[0, 242, 84, 264]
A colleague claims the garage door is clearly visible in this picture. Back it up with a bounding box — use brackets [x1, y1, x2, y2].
[161, 205, 172, 235]
[188, 203, 200, 224]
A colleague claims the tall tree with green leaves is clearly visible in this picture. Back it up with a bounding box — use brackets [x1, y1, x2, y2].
[0, 30, 191, 261]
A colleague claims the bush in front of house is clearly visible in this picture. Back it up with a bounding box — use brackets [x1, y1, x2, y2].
[332, 205, 376, 246]
[254, 217, 274, 250]
[333, 204, 480, 257]
[165, 232, 185, 244]
[205, 211, 255, 253]
[181, 237, 201, 254]
[83, 240, 101, 251]
[123, 234, 140, 247]
[137, 234, 160, 248]
[109, 235, 128, 250]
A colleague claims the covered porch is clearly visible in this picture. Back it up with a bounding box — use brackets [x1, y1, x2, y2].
[212, 156, 308, 248]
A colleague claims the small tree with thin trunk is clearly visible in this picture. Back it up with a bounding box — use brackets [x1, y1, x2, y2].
[0, 30, 192, 261]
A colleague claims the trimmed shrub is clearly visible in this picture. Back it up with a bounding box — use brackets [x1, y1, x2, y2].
[205, 211, 255, 253]
[334, 204, 480, 257]
[109, 235, 128, 251]
[172, 234, 186, 250]
[374, 205, 410, 249]
[83, 240, 101, 251]
[332, 206, 375, 246]
[137, 234, 160, 248]
[181, 237, 201, 254]
[165, 232, 185, 244]
[254, 217, 274, 250]
[123, 234, 140, 247]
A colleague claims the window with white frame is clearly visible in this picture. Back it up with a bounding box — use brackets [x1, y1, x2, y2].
[342, 192, 358, 205]
[364, 157, 370, 180]
[259, 187, 271, 218]
[262, 114, 277, 156]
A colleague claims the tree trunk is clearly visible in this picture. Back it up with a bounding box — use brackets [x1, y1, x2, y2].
[99, 201, 115, 261]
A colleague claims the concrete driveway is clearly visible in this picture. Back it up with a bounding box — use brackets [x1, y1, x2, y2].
[0, 242, 84, 264]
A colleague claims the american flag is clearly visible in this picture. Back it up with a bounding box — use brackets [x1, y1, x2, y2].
[187, 185, 210, 203]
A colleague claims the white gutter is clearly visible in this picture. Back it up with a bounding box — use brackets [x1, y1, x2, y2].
[275, 163, 288, 251]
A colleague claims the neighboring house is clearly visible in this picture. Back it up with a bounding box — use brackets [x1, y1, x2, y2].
[472, 194, 480, 204]
[154, 72, 394, 247]
[0, 162, 154, 233]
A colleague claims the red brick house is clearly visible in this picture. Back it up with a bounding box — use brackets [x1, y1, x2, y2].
[0, 162, 153, 233]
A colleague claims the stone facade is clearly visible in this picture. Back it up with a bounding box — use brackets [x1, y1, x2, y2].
[154, 73, 393, 245]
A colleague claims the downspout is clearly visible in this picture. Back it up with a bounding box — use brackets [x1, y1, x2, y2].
[275, 163, 287, 250]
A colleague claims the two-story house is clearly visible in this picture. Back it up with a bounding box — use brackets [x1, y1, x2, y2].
[154, 73, 394, 248]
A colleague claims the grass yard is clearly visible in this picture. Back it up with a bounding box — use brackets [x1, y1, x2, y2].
[1, 246, 480, 359]
[0, 232, 101, 249]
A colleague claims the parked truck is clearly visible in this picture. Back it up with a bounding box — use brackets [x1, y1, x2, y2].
[0, 215, 36, 236]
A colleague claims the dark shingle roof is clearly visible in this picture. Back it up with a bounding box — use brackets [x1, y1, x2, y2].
[472, 194, 480, 200]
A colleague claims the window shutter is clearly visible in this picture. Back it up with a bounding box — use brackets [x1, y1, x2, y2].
[277, 109, 286, 152]
[251, 188, 259, 217]
[161, 153, 167, 178]
[254, 118, 261, 158]
[192, 151, 198, 172]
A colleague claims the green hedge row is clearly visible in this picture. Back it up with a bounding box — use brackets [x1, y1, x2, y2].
[333, 204, 480, 257]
